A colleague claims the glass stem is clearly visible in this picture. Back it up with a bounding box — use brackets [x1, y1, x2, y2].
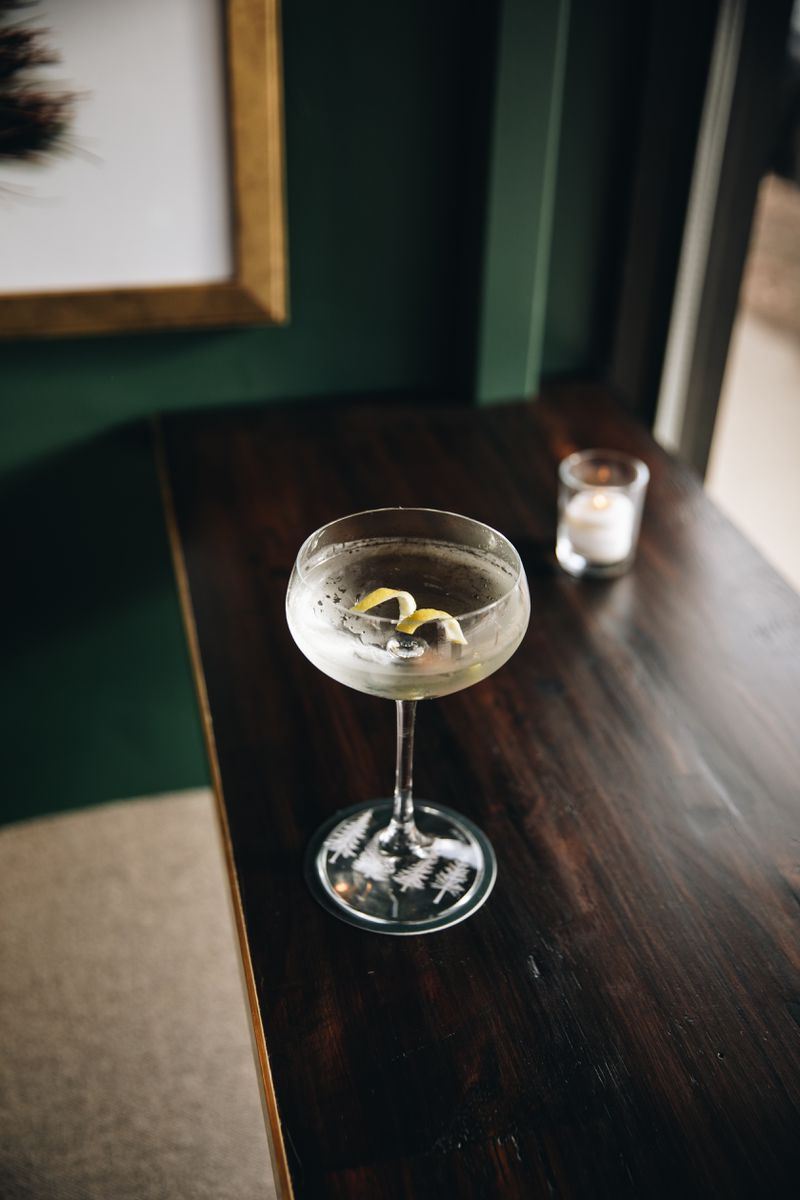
[378, 700, 426, 857]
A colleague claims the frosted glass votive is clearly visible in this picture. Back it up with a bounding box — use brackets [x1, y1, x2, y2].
[557, 449, 649, 578]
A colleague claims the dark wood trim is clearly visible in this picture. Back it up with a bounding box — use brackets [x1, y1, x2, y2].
[676, 0, 794, 474]
[610, 0, 719, 423]
[153, 416, 295, 1200]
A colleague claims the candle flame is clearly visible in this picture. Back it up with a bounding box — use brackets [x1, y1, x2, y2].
[591, 493, 610, 510]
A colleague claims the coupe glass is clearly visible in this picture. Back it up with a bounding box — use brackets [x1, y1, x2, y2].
[286, 508, 530, 934]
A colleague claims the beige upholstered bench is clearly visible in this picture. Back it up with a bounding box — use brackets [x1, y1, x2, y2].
[0, 790, 276, 1200]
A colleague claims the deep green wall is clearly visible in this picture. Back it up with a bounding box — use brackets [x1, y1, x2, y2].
[0, 1, 496, 474]
[0, 0, 500, 822]
[0, 0, 646, 822]
[1, 429, 206, 822]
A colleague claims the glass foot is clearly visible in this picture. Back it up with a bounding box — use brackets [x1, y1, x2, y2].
[305, 800, 497, 935]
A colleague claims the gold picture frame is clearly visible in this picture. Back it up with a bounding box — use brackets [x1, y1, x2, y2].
[0, 0, 288, 339]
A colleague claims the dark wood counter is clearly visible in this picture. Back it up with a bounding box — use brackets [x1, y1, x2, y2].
[158, 385, 800, 1198]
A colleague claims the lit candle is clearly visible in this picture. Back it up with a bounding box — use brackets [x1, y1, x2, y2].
[563, 490, 635, 565]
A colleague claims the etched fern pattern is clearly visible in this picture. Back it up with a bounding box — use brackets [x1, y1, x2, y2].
[352, 842, 392, 881]
[324, 808, 372, 862]
[325, 811, 473, 908]
[394, 854, 439, 892]
[432, 861, 471, 904]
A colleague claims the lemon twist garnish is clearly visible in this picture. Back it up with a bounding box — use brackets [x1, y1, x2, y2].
[352, 588, 467, 645]
[351, 588, 417, 620]
[396, 608, 467, 646]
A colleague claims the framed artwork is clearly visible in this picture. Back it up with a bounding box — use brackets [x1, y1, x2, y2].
[0, 0, 287, 338]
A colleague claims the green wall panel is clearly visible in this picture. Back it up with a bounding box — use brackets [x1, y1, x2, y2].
[0, 0, 482, 473]
[0, 428, 207, 824]
[0, 0, 641, 822]
[0, 0, 495, 823]
[477, 0, 571, 403]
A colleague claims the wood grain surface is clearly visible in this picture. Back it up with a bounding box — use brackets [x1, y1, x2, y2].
[160, 385, 800, 1199]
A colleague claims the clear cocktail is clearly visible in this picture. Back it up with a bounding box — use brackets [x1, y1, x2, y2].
[286, 508, 530, 933]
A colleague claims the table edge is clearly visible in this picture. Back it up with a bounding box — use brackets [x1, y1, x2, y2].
[153, 416, 296, 1200]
